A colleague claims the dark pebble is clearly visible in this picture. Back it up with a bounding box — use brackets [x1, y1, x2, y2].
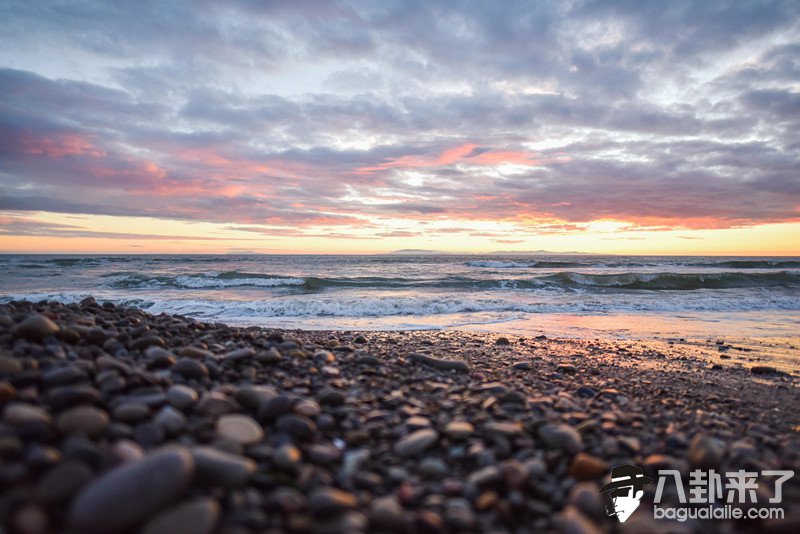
[68, 446, 194, 533]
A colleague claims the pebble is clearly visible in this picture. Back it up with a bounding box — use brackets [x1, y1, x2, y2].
[15, 314, 59, 341]
[444, 421, 474, 440]
[273, 443, 302, 470]
[688, 435, 725, 470]
[308, 487, 358, 516]
[3, 403, 52, 426]
[258, 394, 296, 422]
[68, 446, 194, 533]
[35, 460, 94, 503]
[179, 346, 214, 359]
[171, 358, 209, 379]
[216, 414, 264, 445]
[154, 406, 187, 436]
[140, 497, 220, 534]
[369, 495, 404, 529]
[55, 406, 110, 437]
[275, 414, 316, 440]
[317, 388, 346, 406]
[394, 428, 439, 456]
[568, 453, 609, 480]
[751, 365, 787, 376]
[409, 353, 470, 373]
[539, 423, 583, 454]
[167, 385, 198, 410]
[511, 361, 532, 371]
[113, 402, 151, 423]
[559, 505, 602, 534]
[419, 457, 448, 477]
[192, 446, 256, 488]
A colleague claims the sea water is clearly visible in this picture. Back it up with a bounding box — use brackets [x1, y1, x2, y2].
[1, 254, 799, 340]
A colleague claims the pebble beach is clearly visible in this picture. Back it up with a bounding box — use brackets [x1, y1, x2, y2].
[1, 297, 798, 533]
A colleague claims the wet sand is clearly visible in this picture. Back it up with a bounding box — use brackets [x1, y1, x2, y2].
[0, 298, 798, 533]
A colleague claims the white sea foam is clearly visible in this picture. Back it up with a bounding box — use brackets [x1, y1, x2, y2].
[174, 275, 305, 289]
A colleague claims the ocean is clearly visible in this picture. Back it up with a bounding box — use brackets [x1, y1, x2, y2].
[1, 254, 799, 339]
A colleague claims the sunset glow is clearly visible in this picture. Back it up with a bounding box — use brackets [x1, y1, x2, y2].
[1, 1, 799, 254]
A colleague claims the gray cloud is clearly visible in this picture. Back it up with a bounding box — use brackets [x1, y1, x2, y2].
[0, 0, 798, 234]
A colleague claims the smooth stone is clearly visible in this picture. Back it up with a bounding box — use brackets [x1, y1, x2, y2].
[191, 446, 256, 488]
[224, 347, 255, 361]
[68, 446, 194, 533]
[0, 356, 23, 375]
[56, 406, 110, 437]
[409, 353, 470, 373]
[444, 498, 476, 530]
[419, 457, 448, 478]
[216, 414, 263, 445]
[258, 394, 296, 422]
[13, 505, 49, 534]
[275, 414, 316, 440]
[40, 366, 85, 386]
[171, 358, 208, 379]
[495, 337, 511, 345]
[444, 421, 474, 440]
[484, 421, 523, 437]
[44, 385, 102, 408]
[140, 497, 220, 534]
[194, 392, 236, 416]
[265, 445, 298, 473]
[294, 398, 321, 418]
[3, 403, 52, 426]
[750, 365, 787, 376]
[15, 315, 59, 341]
[179, 346, 214, 359]
[154, 406, 187, 436]
[394, 428, 439, 457]
[539, 423, 583, 454]
[468, 465, 501, 487]
[234, 385, 277, 409]
[35, 460, 94, 504]
[568, 482, 604, 520]
[316, 388, 345, 406]
[557, 364, 578, 374]
[559, 505, 602, 534]
[308, 487, 358, 516]
[369, 496, 404, 529]
[111, 439, 145, 463]
[113, 402, 151, 424]
[129, 335, 166, 350]
[568, 453, 609, 481]
[511, 361, 532, 371]
[688, 435, 725, 470]
[167, 385, 197, 411]
[306, 444, 342, 465]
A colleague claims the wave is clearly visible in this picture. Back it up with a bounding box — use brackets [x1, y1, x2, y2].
[696, 260, 800, 269]
[105, 272, 306, 289]
[100, 269, 800, 292]
[540, 271, 800, 290]
[5, 290, 800, 319]
[465, 260, 588, 268]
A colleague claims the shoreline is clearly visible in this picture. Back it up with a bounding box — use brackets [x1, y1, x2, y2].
[1, 298, 799, 533]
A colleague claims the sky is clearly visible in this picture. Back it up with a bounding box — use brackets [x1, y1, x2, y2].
[0, 0, 799, 255]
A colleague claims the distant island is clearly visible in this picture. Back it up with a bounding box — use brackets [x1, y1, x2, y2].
[385, 249, 592, 255]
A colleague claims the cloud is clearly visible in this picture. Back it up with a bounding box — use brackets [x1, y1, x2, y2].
[0, 0, 798, 240]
